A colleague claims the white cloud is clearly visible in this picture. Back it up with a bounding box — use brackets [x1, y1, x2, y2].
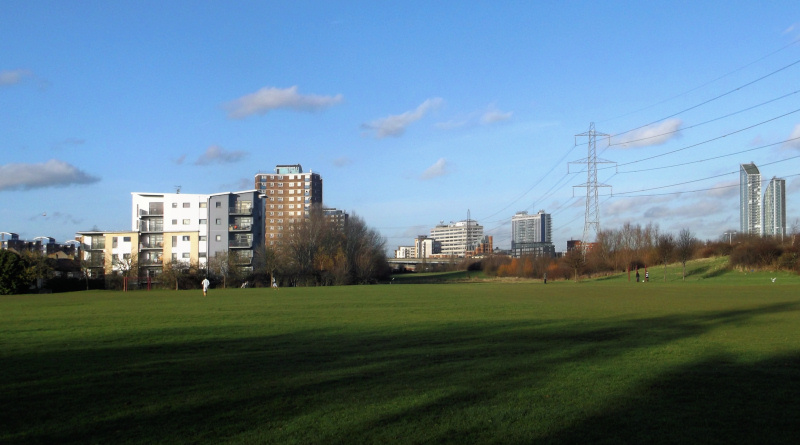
[0, 159, 99, 191]
[0, 69, 32, 86]
[784, 123, 800, 150]
[362, 98, 443, 138]
[420, 158, 449, 180]
[783, 23, 797, 35]
[480, 107, 513, 124]
[224, 86, 343, 119]
[613, 119, 682, 148]
[194, 145, 248, 165]
[704, 180, 739, 198]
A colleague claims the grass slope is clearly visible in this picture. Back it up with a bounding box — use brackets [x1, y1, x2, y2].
[2, 279, 800, 444]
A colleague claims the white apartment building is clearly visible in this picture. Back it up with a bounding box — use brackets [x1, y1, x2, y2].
[764, 177, 786, 238]
[511, 210, 555, 257]
[740, 163, 762, 235]
[429, 220, 483, 257]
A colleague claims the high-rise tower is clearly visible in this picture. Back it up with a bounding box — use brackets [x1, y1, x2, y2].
[254, 164, 323, 246]
[763, 176, 786, 238]
[739, 163, 762, 235]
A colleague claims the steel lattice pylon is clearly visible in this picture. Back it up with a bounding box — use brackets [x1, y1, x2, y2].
[570, 123, 615, 254]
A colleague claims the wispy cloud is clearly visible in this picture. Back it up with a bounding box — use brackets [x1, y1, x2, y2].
[362, 98, 443, 138]
[420, 158, 449, 180]
[0, 159, 100, 191]
[435, 104, 513, 130]
[613, 119, 682, 148]
[194, 145, 248, 165]
[784, 123, 800, 150]
[0, 69, 32, 86]
[480, 106, 513, 124]
[224, 86, 343, 119]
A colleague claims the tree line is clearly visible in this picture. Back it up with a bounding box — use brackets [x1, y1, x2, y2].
[477, 223, 799, 282]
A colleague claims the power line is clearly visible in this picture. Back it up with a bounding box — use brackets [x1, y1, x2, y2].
[612, 56, 800, 139]
[611, 172, 800, 198]
[617, 135, 800, 174]
[604, 107, 800, 170]
[609, 89, 800, 147]
[599, 37, 800, 124]
[613, 155, 800, 196]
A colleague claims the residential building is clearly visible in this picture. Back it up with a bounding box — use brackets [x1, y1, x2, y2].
[79, 190, 266, 279]
[323, 207, 349, 231]
[740, 163, 762, 235]
[764, 177, 786, 238]
[414, 235, 442, 258]
[429, 220, 483, 257]
[511, 210, 555, 258]
[394, 246, 414, 259]
[254, 164, 323, 246]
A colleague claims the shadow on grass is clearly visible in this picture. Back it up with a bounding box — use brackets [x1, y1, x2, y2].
[2, 303, 800, 444]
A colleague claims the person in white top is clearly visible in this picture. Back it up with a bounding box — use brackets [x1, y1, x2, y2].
[201, 278, 210, 296]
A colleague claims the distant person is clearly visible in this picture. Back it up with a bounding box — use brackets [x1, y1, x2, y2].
[271, 276, 278, 290]
[201, 277, 210, 296]
[544, 272, 547, 284]
[636, 270, 640, 282]
[645, 271, 649, 282]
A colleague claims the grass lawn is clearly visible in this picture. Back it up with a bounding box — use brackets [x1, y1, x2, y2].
[2, 274, 800, 443]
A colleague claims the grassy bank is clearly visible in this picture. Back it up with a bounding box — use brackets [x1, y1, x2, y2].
[3, 280, 800, 443]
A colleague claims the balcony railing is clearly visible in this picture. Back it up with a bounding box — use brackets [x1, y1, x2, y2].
[140, 242, 164, 249]
[88, 243, 106, 250]
[229, 240, 252, 248]
[140, 222, 164, 232]
[230, 206, 253, 215]
[228, 224, 252, 231]
[139, 208, 164, 216]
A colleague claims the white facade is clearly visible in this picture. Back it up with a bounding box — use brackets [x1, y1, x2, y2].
[511, 210, 555, 258]
[429, 220, 483, 257]
[764, 177, 786, 238]
[740, 163, 762, 235]
[394, 246, 414, 259]
[132, 192, 209, 268]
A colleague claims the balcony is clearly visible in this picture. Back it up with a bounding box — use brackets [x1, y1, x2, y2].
[228, 224, 252, 232]
[230, 206, 253, 215]
[229, 240, 252, 248]
[140, 241, 164, 249]
[139, 208, 164, 217]
[88, 242, 106, 250]
[140, 221, 164, 232]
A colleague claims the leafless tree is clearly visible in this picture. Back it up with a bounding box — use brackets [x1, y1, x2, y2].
[655, 233, 675, 282]
[676, 228, 697, 281]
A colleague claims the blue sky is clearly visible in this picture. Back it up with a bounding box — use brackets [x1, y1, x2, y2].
[2, 1, 799, 251]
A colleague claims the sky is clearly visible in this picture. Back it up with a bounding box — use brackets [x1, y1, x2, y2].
[2, 1, 799, 252]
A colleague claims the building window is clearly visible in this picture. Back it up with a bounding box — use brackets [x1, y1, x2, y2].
[215, 235, 222, 241]
[183, 219, 190, 225]
[172, 219, 178, 225]
[215, 218, 221, 225]
[199, 252, 206, 258]
[172, 253, 178, 260]
[172, 236, 177, 247]
[183, 202, 190, 208]
[215, 202, 221, 208]
[182, 253, 190, 259]
[123, 253, 131, 260]
[199, 236, 207, 241]
[199, 202, 207, 208]
[172, 203, 178, 208]
[123, 236, 131, 242]
[200, 219, 207, 225]
[182, 236, 190, 241]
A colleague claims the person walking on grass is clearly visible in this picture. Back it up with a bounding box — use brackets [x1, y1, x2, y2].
[201, 277, 210, 296]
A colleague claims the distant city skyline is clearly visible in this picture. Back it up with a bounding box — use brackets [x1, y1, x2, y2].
[2, 3, 799, 250]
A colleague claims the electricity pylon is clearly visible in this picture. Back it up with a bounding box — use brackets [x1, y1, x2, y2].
[570, 122, 616, 255]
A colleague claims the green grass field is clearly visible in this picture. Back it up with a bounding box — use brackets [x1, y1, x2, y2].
[3, 269, 800, 444]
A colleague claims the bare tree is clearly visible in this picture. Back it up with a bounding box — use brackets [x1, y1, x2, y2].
[655, 233, 675, 282]
[676, 228, 697, 281]
[562, 248, 585, 282]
